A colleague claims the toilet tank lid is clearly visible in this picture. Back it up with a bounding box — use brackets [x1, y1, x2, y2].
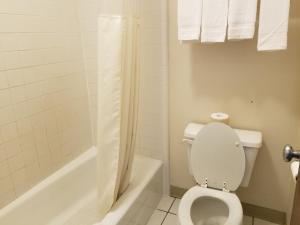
[184, 123, 263, 148]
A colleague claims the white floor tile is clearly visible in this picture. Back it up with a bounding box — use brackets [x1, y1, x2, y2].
[243, 216, 253, 225]
[254, 218, 279, 225]
[169, 198, 181, 215]
[157, 196, 175, 212]
[162, 213, 179, 225]
[146, 210, 167, 225]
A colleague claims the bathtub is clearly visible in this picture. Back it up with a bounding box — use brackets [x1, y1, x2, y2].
[0, 147, 163, 225]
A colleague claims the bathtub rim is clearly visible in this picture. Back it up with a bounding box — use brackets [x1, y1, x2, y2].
[0, 146, 163, 225]
[0, 147, 98, 218]
[96, 152, 163, 224]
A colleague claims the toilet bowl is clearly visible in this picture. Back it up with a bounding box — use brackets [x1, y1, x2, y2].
[179, 186, 243, 225]
[178, 123, 262, 225]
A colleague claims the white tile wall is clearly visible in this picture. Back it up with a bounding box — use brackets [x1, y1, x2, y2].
[0, 0, 168, 208]
[77, 0, 100, 143]
[0, 0, 92, 208]
[138, 0, 169, 194]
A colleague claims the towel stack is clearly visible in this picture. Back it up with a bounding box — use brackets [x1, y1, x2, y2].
[177, 0, 291, 51]
[177, 0, 202, 41]
[258, 0, 291, 51]
[228, 0, 258, 40]
[201, 0, 229, 43]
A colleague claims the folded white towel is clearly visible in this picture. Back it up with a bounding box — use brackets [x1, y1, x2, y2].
[258, 0, 290, 51]
[178, 0, 203, 41]
[201, 0, 228, 43]
[228, 0, 258, 40]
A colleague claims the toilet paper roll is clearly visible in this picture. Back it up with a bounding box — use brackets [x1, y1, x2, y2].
[210, 112, 230, 124]
[291, 161, 299, 183]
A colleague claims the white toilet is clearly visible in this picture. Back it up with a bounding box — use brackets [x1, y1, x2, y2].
[179, 122, 262, 225]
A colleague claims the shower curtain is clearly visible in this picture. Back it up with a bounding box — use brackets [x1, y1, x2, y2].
[96, 0, 140, 218]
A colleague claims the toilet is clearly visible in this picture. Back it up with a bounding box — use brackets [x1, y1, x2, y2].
[179, 123, 262, 225]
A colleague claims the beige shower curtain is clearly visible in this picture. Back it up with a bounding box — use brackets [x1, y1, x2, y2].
[96, 0, 140, 218]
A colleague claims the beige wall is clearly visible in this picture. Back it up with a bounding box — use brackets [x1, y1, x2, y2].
[0, 0, 92, 208]
[168, 0, 300, 212]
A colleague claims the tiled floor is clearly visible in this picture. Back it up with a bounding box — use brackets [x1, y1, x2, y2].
[147, 196, 280, 225]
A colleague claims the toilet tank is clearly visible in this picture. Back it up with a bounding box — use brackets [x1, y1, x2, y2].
[183, 123, 263, 187]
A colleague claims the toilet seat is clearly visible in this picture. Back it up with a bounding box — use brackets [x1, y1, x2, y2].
[178, 186, 243, 225]
[191, 123, 245, 191]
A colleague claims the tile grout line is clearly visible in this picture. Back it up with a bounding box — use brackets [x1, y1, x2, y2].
[157, 209, 169, 213]
[167, 198, 176, 213]
[160, 212, 168, 225]
[158, 197, 176, 225]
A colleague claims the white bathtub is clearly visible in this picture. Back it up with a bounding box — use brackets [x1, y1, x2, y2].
[0, 147, 163, 225]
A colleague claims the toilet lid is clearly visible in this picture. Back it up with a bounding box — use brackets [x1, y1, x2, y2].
[191, 123, 245, 191]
